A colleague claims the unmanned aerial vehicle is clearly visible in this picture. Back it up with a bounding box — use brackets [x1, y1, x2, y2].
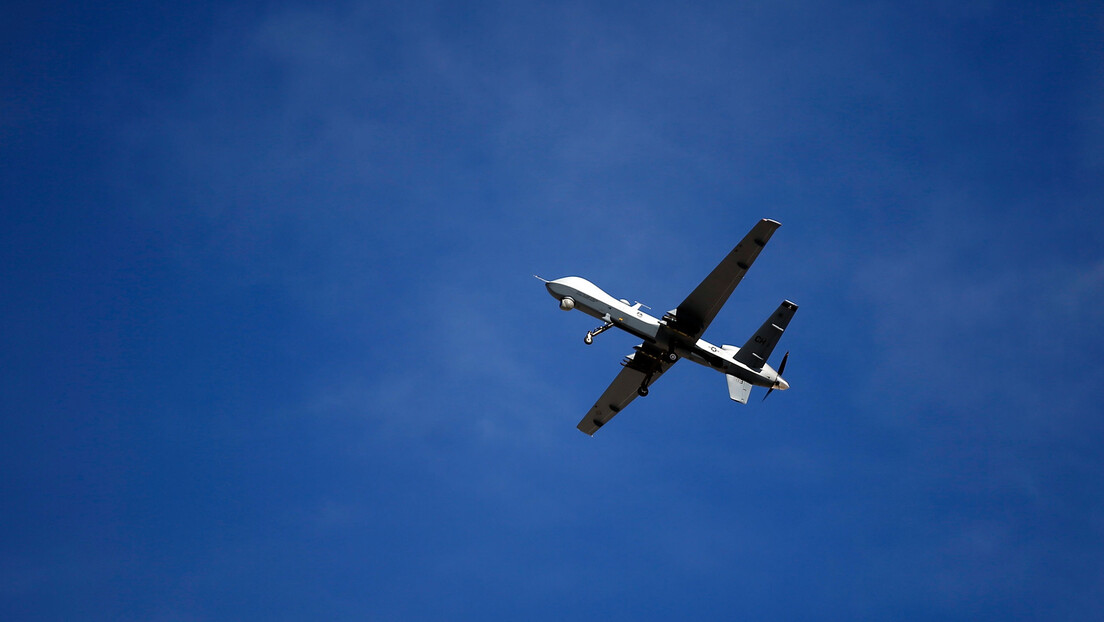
[538, 218, 796, 435]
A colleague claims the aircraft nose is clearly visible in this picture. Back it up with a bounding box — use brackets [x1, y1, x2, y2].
[545, 278, 573, 300]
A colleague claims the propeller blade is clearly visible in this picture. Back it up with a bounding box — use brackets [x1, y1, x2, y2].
[762, 351, 789, 402]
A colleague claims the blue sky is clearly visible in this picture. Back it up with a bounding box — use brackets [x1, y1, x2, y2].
[3, 1, 1103, 619]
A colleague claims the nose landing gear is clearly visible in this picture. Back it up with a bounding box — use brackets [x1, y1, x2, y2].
[584, 321, 615, 345]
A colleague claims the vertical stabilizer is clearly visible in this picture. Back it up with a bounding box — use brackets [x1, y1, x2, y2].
[726, 375, 752, 404]
[733, 300, 798, 370]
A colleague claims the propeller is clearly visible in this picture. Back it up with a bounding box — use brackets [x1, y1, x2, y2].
[762, 351, 789, 401]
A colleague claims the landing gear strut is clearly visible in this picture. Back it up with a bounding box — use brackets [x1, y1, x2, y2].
[637, 372, 654, 397]
[584, 321, 614, 345]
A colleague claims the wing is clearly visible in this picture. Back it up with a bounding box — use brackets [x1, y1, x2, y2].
[671, 219, 781, 340]
[577, 343, 676, 435]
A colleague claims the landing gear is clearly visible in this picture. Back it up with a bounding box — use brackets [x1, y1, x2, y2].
[584, 321, 614, 345]
[637, 371, 654, 397]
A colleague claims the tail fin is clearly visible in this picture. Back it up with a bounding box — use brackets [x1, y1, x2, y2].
[732, 300, 798, 370]
[726, 374, 752, 404]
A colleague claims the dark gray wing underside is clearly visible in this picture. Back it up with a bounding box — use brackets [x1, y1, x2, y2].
[672, 219, 781, 340]
[577, 344, 675, 435]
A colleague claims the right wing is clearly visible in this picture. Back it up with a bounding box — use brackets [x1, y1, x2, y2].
[671, 219, 781, 340]
[577, 343, 676, 435]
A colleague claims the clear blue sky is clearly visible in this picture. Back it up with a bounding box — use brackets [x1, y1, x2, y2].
[3, 1, 1103, 619]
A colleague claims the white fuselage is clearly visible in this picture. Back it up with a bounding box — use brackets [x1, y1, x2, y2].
[545, 276, 787, 390]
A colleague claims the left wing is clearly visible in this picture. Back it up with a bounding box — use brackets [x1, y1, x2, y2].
[577, 343, 676, 435]
[671, 219, 781, 340]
